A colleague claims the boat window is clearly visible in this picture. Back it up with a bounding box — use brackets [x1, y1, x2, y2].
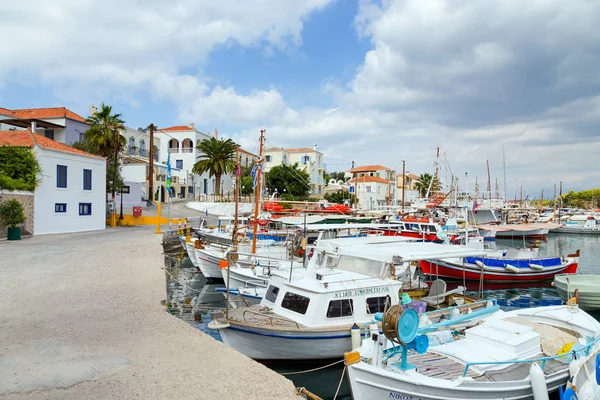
[429, 225, 437, 233]
[326, 299, 354, 318]
[281, 292, 310, 315]
[264, 285, 280, 303]
[337, 255, 383, 276]
[366, 296, 391, 314]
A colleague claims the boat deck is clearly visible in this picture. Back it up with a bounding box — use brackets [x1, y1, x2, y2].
[224, 305, 307, 329]
[398, 352, 565, 382]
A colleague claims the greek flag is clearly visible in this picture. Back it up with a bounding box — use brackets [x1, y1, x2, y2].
[166, 151, 171, 190]
[251, 164, 258, 188]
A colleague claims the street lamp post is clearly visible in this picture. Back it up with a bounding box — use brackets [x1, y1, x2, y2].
[119, 186, 124, 220]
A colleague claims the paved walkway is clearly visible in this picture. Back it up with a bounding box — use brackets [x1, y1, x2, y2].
[0, 226, 299, 399]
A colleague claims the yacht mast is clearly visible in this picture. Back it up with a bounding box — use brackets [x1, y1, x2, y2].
[251, 130, 265, 254]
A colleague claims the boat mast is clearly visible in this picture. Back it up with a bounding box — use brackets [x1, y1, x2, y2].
[558, 181, 563, 222]
[251, 129, 265, 254]
[486, 160, 491, 202]
[502, 146, 507, 207]
[401, 160, 406, 214]
[464, 172, 469, 245]
[553, 184, 557, 222]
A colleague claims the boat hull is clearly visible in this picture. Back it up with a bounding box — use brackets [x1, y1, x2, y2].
[347, 360, 568, 400]
[554, 274, 600, 311]
[184, 240, 199, 268]
[214, 323, 356, 360]
[421, 258, 578, 282]
[495, 228, 548, 240]
[194, 248, 224, 279]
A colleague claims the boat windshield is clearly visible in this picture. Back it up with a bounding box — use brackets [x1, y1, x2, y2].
[336, 255, 384, 277]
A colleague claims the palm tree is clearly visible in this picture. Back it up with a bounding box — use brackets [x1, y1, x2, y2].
[83, 103, 126, 199]
[414, 173, 441, 198]
[192, 137, 237, 197]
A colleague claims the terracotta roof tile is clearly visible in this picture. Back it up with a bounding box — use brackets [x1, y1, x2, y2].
[239, 148, 258, 157]
[10, 107, 86, 123]
[0, 108, 15, 118]
[349, 164, 393, 173]
[348, 176, 391, 184]
[160, 125, 195, 132]
[0, 130, 104, 159]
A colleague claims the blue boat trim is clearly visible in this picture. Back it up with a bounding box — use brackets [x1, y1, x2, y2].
[228, 325, 357, 340]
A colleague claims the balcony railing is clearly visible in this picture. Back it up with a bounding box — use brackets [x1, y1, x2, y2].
[181, 147, 193, 153]
[169, 148, 179, 153]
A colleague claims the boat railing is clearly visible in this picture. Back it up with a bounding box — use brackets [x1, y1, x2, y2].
[461, 335, 600, 377]
[242, 309, 300, 328]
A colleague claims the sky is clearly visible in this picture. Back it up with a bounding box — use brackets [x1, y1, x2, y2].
[1, 0, 600, 199]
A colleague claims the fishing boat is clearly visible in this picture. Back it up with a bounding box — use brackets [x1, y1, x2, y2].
[208, 241, 487, 360]
[562, 348, 600, 399]
[378, 217, 460, 243]
[346, 304, 600, 400]
[420, 249, 580, 282]
[478, 223, 560, 240]
[551, 215, 600, 234]
[554, 274, 600, 311]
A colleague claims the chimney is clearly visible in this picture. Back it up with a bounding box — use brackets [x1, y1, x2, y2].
[213, 128, 218, 139]
[313, 143, 317, 151]
[90, 104, 97, 115]
[31, 121, 37, 132]
[189, 122, 195, 130]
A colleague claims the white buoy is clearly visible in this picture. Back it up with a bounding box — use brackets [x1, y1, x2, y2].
[351, 323, 361, 350]
[419, 314, 432, 326]
[530, 362, 549, 400]
[505, 264, 520, 273]
[451, 308, 461, 319]
[530, 263, 544, 271]
[475, 260, 486, 269]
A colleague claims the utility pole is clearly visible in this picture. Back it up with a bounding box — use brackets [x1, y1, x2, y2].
[352, 161, 357, 210]
[251, 129, 265, 255]
[148, 123, 155, 203]
[401, 160, 406, 214]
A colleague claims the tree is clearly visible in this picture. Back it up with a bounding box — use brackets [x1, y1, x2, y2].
[265, 162, 311, 199]
[83, 103, 126, 198]
[0, 147, 41, 191]
[414, 173, 441, 197]
[329, 171, 346, 182]
[192, 137, 237, 196]
[324, 190, 355, 204]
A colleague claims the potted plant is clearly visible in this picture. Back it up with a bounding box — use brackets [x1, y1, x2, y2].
[0, 199, 26, 240]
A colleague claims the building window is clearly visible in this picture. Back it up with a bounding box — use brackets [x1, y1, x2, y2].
[265, 285, 280, 303]
[281, 292, 310, 315]
[176, 160, 183, 169]
[366, 296, 391, 314]
[83, 169, 92, 190]
[245, 157, 248, 167]
[376, 172, 380, 177]
[44, 129, 54, 140]
[57, 165, 67, 188]
[326, 299, 354, 318]
[79, 203, 92, 216]
[265, 155, 272, 162]
[366, 185, 372, 193]
[302, 155, 310, 165]
[55, 203, 67, 213]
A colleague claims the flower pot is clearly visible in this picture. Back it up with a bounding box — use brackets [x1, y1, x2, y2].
[7, 227, 21, 241]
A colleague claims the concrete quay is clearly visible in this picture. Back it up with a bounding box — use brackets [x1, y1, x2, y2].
[0, 226, 299, 400]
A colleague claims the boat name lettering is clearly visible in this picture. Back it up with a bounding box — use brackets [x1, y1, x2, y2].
[334, 287, 390, 298]
[389, 392, 413, 400]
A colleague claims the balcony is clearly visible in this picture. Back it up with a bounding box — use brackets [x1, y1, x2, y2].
[169, 148, 179, 153]
[181, 147, 193, 153]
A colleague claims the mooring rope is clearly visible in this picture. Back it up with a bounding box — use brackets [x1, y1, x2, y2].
[333, 365, 347, 400]
[280, 359, 344, 375]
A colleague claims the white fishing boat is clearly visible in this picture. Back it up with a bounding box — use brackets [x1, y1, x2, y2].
[346, 304, 600, 400]
[552, 215, 600, 234]
[208, 241, 487, 360]
[554, 274, 600, 311]
[563, 348, 600, 399]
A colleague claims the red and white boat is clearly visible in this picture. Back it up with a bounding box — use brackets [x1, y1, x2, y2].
[420, 248, 580, 282]
[378, 217, 460, 243]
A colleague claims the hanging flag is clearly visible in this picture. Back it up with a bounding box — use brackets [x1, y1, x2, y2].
[166, 151, 171, 190]
[251, 164, 258, 188]
[236, 163, 241, 177]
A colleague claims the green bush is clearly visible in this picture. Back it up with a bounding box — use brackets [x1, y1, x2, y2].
[0, 147, 41, 191]
[0, 199, 26, 227]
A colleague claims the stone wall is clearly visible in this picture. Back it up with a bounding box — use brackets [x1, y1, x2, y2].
[0, 191, 34, 238]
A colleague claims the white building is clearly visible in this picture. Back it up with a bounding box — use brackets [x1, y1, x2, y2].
[155, 125, 236, 200]
[346, 164, 396, 210]
[263, 144, 326, 195]
[0, 130, 106, 235]
[0, 106, 89, 145]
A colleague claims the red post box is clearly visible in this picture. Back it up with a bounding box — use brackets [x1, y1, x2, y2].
[133, 206, 142, 217]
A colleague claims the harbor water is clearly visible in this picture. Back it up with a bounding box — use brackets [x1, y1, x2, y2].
[163, 233, 600, 400]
